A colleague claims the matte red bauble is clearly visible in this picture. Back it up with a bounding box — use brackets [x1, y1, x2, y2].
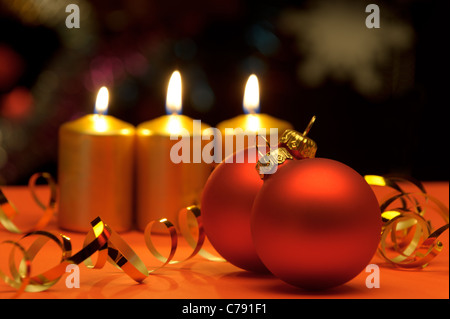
[251, 158, 382, 290]
[201, 148, 268, 272]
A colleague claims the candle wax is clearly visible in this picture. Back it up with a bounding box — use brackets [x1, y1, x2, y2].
[58, 114, 135, 232]
[136, 114, 213, 232]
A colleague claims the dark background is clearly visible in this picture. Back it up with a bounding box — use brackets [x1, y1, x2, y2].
[0, 0, 448, 185]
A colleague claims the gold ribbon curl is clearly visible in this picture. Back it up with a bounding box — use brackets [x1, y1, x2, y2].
[1, 174, 224, 296]
[365, 175, 449, 269]
[0, 217, 110, 295]
[0, 172, 57, 234]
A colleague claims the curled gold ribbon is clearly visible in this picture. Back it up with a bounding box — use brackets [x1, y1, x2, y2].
[1, 212, 225, 296]
[178, 205, 226, 262]
[0, 240, 31, 298]
[143, 206, 225, 274]
[1, 174, 225, 296]
[365, 175, 449, 269]
[0, 217, 111, 296]
[0, 172, 57, 234]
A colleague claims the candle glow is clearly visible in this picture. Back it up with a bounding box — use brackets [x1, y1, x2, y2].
[95, 86, 109, 115]
[243, 75, 261, 132]
[94, 86, 109, 132]
[166, 71, 183, 134]
[243, 74, 260, 114]
[166, 71, 182, 115]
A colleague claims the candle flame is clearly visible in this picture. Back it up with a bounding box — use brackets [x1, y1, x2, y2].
[95, 86, 109, 115]
[243, 74, 260, 114]
[166, 71, 182, 115]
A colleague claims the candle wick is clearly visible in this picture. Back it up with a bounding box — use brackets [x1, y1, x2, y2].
[302, 116, 316, 136]
[95, 109, 107, 117]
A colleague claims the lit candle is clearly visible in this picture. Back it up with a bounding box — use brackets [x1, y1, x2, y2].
[136, 71, 212, 231]
[58, 87, 135, 232]
[216, 74, 293, 159]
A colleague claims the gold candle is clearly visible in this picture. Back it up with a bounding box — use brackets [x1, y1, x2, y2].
[58, 87, 135, 232]
[136, 71, 212, 231]
[216, 74, 293, 159]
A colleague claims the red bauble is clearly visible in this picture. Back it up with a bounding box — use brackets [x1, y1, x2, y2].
[251, 158, 381, 290]
[201, 148, 269, 272]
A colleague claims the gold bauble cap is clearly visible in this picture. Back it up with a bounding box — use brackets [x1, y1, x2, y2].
[278, 119, 317, 160]
[256, 116, 318, 178]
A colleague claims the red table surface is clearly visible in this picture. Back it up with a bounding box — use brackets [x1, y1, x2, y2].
[0, 182, 448, 300]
